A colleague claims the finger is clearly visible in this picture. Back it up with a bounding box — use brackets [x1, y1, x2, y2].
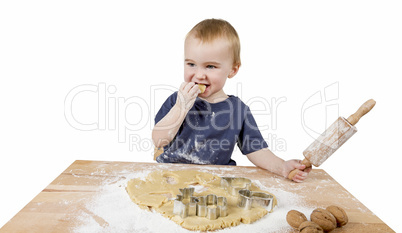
[290, 170, 306, 182]
[179, 82, 187, 91]
[304, 167, 312, 173]
[290, 159, 302, 169]
[297, 164, 306, 170]
[180, 82, 191, 94]
[298, 171, 309, 181]
[292, 175, 303, 183]
[299, 171, 308, 178]
[190, 83, 201, 95]
[184, 82, 195, 93]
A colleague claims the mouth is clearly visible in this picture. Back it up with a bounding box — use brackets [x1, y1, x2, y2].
[195, 82, 209, 86]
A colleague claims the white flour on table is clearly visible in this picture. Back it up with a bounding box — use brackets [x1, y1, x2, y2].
[73, 170, 314, 233]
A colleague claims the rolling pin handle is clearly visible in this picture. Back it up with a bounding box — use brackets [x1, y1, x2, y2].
[287, 159, 312, 181]
[288, 169, 300, 181]
[347, 99, 376, 126]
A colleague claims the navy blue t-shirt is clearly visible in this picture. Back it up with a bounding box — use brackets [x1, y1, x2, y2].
[155, 92, 268, 165]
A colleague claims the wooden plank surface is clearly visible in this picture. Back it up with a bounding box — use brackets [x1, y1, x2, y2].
[0, 160, 395, 233]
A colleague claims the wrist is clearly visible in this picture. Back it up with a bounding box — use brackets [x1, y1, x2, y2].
[281, 160, 289, 178]
[174, 100, 190, 117]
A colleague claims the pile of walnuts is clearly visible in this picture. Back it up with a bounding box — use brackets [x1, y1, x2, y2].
[286, 206, 348, 232]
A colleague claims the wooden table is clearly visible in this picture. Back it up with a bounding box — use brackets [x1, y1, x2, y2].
[0, 160, 395, 233]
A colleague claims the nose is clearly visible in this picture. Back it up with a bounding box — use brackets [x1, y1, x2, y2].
[194, 67, 206, 80]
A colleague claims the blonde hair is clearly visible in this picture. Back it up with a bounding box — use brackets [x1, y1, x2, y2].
[186, 19, 241, 66]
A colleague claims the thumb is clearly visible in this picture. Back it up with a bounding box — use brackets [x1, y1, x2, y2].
[294, 160, 306, 170]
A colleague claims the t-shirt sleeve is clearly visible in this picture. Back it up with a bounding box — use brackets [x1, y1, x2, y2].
[155, 92, 178, 125]
[237, 106, 269, 155]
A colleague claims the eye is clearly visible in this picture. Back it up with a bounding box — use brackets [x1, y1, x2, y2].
[206, 65, 216, 69]
[186, 62, 195, 67]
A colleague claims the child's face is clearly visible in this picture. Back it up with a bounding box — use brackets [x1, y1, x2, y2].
[184, 36, 239, 100]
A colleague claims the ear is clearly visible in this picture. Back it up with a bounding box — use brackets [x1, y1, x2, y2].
[228, 63, 241, 79]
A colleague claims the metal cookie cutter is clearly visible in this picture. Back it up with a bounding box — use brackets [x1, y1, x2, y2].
[173, 187, 198, 218]
[221, 177, 251, 196]
[197, 194, 228, 220]
[173, 188, 228, 220]
[237, 189, 274, 212]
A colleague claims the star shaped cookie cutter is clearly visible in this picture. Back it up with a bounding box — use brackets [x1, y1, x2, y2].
[237, 189, 274, 212]
[173, 188, 228, 220]
[173, 187, 198, 218]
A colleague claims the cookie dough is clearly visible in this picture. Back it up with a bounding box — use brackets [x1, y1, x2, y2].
[198, 84, 206, 93]
[126, 170, 277, 231]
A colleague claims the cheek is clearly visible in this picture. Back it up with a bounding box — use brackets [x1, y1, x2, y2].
[214, 71, 228, 84]
[215, 78, 227, 88]
[183, 68, 192, 82]
[210, 74, 227, 89]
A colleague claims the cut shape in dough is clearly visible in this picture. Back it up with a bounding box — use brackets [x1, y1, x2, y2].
[126, 170, 277, 231]
[198, 84, 206, 94]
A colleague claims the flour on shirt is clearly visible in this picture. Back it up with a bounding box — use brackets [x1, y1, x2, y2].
[176, 150, 212, 164]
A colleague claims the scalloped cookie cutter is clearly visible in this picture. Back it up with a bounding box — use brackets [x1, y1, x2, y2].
[197, 194, 227, 220]
[221, 177, 251, 196]
[237, 189, 274, 211]
[173, 188, 228, 220]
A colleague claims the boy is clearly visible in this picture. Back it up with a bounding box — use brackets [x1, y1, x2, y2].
[152, 19, 310, 182]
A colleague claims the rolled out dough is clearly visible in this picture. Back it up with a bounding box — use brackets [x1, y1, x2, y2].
[126, 170, 277, 231]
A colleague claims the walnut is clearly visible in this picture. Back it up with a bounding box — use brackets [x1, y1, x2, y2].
[299, 221, 324, 233]
[310, 208, 336, 232]
[326, 205, 348, 227]
[286, 210, 307, 229]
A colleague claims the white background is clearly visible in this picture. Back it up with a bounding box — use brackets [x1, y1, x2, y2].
[1, 0, 401, 232]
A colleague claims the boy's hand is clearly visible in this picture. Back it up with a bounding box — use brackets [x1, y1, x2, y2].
[176, 82, 201, 110]
[283, 160, 312, 183]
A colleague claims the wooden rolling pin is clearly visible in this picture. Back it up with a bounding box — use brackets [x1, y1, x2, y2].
[288, 99, 376, 180]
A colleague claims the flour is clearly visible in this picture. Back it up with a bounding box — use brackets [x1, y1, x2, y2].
[175, 149, 212, 165]
[73, 171, 314, 233]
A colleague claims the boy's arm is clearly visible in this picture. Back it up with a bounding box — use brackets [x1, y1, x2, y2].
[247, 148, 310, 182]
[152, 102, 188, 148]
[152, 82, 200, 148]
